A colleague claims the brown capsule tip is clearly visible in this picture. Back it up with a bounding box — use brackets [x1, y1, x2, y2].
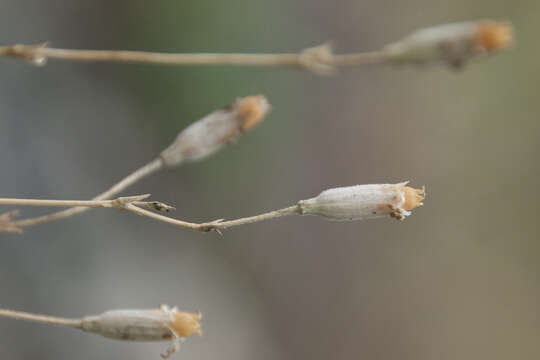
[401, 185, 425, 211]
[169, 311, 202, 338]
[234, 95, 270, 132]
[475, 21, 513, 52]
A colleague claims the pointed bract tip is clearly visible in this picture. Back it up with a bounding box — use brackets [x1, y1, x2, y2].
[401, 185, 425, 211]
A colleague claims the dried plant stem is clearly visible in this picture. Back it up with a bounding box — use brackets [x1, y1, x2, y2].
[204, 205, 301, 229]
[0, 195, 148, 208]
[124, 203, 301, 233]
[0, 194, 174, 212]
[93, 158, 164, 200]
[0, 43, 388, 74]
[9, 158, 164, 230]
[0, 309, 82, 328]
[0, 193, 299, 233]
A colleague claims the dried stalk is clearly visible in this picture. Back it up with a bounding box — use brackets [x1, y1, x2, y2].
[0, 308, 82, 328]
[7, 158, 164, 231]
[0, 43, 385, 75]
[0, 194, 174, 211]
[0, 195, 301, 233]
[0, 193, 174, 215]
[124, 203, 302, 234]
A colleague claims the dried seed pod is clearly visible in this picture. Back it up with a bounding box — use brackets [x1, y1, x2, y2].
[298, 182, 425, 221]
[383, 20, 513, 68]
[160, 95, 270, 167]
[81, 305, 201, 358]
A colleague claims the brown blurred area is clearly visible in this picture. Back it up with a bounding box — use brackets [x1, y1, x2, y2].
[1, 1, 539, 359]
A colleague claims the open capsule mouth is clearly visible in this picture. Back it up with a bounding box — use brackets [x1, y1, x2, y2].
[401, 185, 425, 211]
[474, 22, 513, 52]
[235, 95, 271, 131]
[168, 311, 203, 338]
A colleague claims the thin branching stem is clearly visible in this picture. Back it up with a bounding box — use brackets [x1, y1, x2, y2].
[124, 203, 301, 233]
[0, 193, 300, 233]
[0, 194, 175, 212]
[207, 205, 301, 230]
[0, 195, 150, 208]
[8, 158, 164, 230]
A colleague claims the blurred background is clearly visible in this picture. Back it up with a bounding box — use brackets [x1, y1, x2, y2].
[1, 0, 539, 359]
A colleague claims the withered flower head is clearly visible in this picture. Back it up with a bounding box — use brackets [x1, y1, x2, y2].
[383, 20, 513, 69]
[298, 182, 425, 221]
[167, 310, 202, 339]
[473, 21, 513, 52]
[160, 95, 270, 167]
[234, 95, 270, 131]
[81, 305, 202, 358]
[400, 184, 425, 211]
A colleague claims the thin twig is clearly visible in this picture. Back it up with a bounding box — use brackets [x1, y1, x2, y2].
[124, 203, 302, 233]
[0, 308, 82, 328]
[0, 194, 299, 233]
[205, 205, 301, 230]
[0, 194, 174, 211]
[0, 194, 147, 208]
[7, 158, 164, 230]
[0, 193, 176, 232]
[0, 43, 388, 74]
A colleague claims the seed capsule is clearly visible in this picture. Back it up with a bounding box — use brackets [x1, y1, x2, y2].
[160, 95, 270, 167]
[383, 20, 513, 68]
[81, 305, 201, 358]
[298, 182, 424, 221]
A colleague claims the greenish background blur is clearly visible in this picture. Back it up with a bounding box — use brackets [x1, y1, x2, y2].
[1, 1, 538, 359]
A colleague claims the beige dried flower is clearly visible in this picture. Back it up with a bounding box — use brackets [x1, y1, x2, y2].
[81, 305, 202, 358]
[298, 182, 425, 221]
[160, 95, 270, 167]
[383, 20, 513, 68]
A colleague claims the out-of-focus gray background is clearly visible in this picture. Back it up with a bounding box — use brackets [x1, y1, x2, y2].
[1, 1, 539, 359]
